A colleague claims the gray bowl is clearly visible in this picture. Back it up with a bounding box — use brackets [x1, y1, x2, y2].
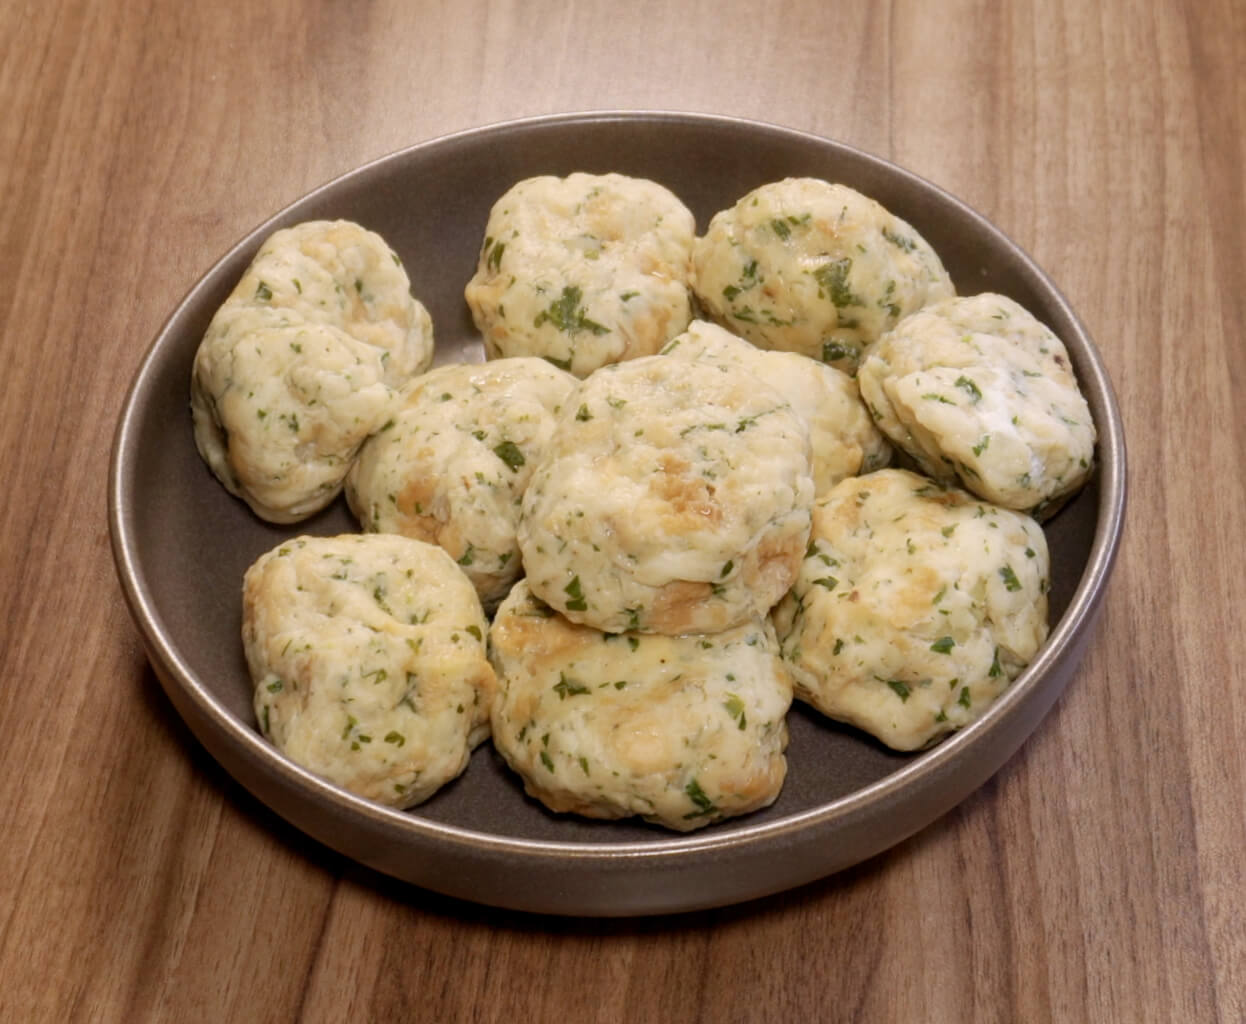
[108, 112, 1126, 916]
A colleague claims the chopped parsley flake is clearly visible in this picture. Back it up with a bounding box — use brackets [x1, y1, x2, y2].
[821, 340, 857, 364]
[999, 565, 1022, 591]
[683, 778, 718, 818]
[534, 285, 609, 336]
[486, 238, 506, 271]
[564, 575, 588, 612]
[813, 258, 861, 308]
[881, 227, 917, 252]
[955, 376, 983, 402]
[883, 678, 911, 702]
[493, 440, 525, 472]
[553, 673, 590, 699]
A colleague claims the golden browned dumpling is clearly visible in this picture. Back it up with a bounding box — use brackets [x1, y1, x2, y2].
[244, 533, 495, 808]
[518, 353, 814, 635]
[489, 581, 792, 831]
[691, 178, 954, 373]
[771, 469, 1050, 751]
[857, 293, 1096, 516]
[345, 357, 577, 608]
[464, 173, 695, 377]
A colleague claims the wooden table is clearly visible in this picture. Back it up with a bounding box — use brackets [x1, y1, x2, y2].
[3, 0, 1241, 1019]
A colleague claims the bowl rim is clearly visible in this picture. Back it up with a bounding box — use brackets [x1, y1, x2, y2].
[108, 109, 1127, 874]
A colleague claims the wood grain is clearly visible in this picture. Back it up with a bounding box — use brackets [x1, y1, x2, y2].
[1, 0, 1242, 1019]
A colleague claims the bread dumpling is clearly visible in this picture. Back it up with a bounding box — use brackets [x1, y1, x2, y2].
[489, 581, 792, 831]
[857, 292, 1096, 516]
[771, 468, 1049, 751]
[691, 178, 953, 373]
[518, 353, 814, 634]
[244, 533, 495, 807]
[346, 357, 576, 608]
[465, 173, 695, 378]
[191, 221, 434, 522]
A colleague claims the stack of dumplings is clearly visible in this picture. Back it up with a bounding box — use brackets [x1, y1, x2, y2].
[191, 172, 1096, 831]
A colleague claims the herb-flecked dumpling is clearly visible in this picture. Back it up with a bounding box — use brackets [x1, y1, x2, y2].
[464, 173, 696, 378]
[346, 357, 577, 609]
[857, 292, 1096, 517]
[517, 352, 815, 635]
[191, 221, 434, 522]
[660, 319, 892, 495]
[489, 581, 792, 831]
[691, 178, 954, 374]
[771, 469, 1050, 751]
[245, 533, 495, 808]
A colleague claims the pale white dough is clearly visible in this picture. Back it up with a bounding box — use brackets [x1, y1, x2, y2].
[191, 221, 434, 522]
[518, 353, 814, 635]
[660, 319, 892, 495]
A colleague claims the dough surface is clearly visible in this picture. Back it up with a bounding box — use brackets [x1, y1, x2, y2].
[661, 319, 891, 495]
[191, 221, 434, 522]
[346, 357, 577, 608]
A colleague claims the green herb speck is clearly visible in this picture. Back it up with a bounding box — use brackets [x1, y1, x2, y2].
[884, 678, 911, 702]
[999, 565, 1022, 591]
[955, 376, 983, 402]
[534, 285, 609, 336]
[564, 575, 587, 612]
[493, 440, 525, 472]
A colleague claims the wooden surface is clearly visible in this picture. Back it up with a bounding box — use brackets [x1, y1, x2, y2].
[2, 0, 1242, 1019]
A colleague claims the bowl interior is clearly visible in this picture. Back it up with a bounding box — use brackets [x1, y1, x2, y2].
[115, 113, 1105, 849]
